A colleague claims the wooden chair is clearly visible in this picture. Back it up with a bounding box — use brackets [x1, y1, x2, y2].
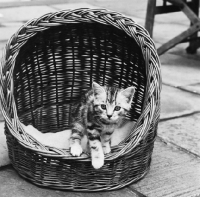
[145, 0, 200, 55]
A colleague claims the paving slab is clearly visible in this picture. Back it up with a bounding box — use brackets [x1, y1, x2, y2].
[160, 53, 200, 87]
[179, 82, 200, 95]
[131, 139, 200, 197]
[160, 85, 200, 120]
[0, 5, 56, 23]
[0, 0, 25, 2]
[153, 22, 188, 47]
[0, 0, 94, 8]
[0, 26, 22, 41]
[0, 39, 7, 49]
[50, 2, 98, 10]
[160, 42, 200, 62]
[89, 0, 147, 14]
[154, 29, 200, 62]
[158, 112, 200, 157]
[154, 11, 189, 26]
[0, 122, 10, 167]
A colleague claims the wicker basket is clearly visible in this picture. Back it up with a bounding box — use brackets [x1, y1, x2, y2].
[0, 8, 161, 191]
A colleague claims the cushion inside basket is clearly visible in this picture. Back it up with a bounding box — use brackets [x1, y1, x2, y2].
[13, 22, 146, 134]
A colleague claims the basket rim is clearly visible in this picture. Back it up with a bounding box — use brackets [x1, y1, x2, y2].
[0, 8, 162, 160]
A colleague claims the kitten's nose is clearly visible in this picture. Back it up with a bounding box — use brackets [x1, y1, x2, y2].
[107, 115, 112, 119]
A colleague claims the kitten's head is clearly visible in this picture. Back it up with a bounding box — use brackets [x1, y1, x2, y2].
[92, 82, 135, 123]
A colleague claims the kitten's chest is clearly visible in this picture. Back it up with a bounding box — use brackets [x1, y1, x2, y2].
[101, 123, 116, 132]
[87, 121, 117, 135]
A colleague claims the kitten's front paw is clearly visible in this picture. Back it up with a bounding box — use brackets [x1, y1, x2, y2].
[70, 144, 83, 157]
[103, 145, 111, 154]
[92, 156, 104, 169]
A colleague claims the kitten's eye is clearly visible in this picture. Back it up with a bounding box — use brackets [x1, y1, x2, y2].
[114, 106, 121, 111]
[101, 104, 106, 110]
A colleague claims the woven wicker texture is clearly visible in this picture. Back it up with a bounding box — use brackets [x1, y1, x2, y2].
[0, 9, 161, 191]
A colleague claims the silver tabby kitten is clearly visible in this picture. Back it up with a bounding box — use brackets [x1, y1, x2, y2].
[69, 82, 135, 169]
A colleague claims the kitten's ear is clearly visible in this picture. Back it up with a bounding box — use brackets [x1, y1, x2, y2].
[121, 87, 135, 104]
[92, 82, 105, 96]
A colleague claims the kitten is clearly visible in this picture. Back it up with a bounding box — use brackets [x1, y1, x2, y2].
[70, 82, 135, 169]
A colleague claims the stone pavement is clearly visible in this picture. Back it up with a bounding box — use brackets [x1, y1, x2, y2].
[0, 0, 200, 197]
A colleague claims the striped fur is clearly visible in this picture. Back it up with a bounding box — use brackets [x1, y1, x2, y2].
[69, 82, 135, 169]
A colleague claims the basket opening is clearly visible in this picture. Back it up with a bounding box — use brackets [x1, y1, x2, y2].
[13, 22, 146, 133]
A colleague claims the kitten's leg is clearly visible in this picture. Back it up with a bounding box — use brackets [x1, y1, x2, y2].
[69, 123, 84, 156]
[87, 128, 104, 169]
[101, 129, 114, 154]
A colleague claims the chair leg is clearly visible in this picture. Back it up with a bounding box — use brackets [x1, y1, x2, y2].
[145, 0, 157, 37]
[157, 21, 200, 55]
[186, 0, 200, 54]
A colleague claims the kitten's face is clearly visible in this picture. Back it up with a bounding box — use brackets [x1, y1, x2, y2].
[92, 82, 135, 123]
